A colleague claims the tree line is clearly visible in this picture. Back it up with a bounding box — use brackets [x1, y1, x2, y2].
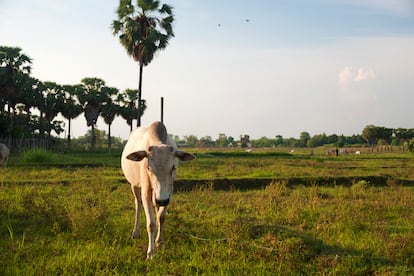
[174, 125, 414, 151]
[0, 45, 144, 149]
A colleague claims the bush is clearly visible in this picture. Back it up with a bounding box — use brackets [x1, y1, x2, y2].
[22, 148, 56, 163]
[408, 138, 414, 152]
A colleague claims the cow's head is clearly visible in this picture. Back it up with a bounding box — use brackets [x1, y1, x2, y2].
[126, 144, 195, 207]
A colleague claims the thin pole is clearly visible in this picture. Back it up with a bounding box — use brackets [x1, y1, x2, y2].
[137, 63, 143, 127]
[160, 97, 164, 123]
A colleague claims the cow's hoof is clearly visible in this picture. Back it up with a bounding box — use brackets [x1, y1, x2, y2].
[156, 241, 163, 249]
[146, 252, 154, 260]
[131, 230, 139, 239]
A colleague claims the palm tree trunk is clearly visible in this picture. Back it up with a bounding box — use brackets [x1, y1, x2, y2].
[12, 106, 16, 129]
[39, 111, 44, 136]
[137, 63, 143, 127]
[67, 118, 71, 148]
[6, 105, 11, 128]
[108, 122, 112, 150]
[91, 124, 95, 150]
[25, 107, 31, 131]
[48, 128, 52, 148]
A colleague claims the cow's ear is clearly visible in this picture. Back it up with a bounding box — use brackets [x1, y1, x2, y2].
[126, 150, 148, 161]
[175, 151, 196, 162]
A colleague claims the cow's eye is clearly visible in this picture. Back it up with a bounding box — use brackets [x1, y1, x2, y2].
[171, 166, 176, 174]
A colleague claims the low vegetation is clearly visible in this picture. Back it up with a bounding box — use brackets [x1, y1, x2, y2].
[0, 149, 413, 274]
[22, 148, 57, 164]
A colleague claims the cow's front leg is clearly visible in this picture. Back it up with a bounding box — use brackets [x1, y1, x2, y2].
[131, 185, 142, 238]
[141, 189, 156, 259]
[156, 206, 167, 249]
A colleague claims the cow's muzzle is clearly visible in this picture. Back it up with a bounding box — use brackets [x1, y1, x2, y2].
[155, 197, 170, 207]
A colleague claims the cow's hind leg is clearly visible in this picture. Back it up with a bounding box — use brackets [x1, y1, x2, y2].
[131, 185, 142, 239]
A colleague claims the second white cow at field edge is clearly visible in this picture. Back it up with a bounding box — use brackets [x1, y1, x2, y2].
[121, 121, 195, 259]
[0, 143, 10, 167]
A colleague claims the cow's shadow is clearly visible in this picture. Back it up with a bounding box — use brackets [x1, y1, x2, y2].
[249, 223, 392, 263]
[168, 211, 397, 269]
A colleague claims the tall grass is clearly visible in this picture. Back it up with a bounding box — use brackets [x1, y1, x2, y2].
[0, 176, 413, 274]
[1, 150, 413, 274]
[22, 148, 57, 163]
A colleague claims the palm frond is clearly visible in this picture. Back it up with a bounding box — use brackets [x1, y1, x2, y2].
[117, 0, 134, 17]
[111, 20, 122, 35]
[157, 34, 170, 49]
[161, 15, 174, 36]
[162, 15, 174, 24]
[159, 4, 173, 15]
[22, 66, 32, 74]
[19, 54, 32, 64]
[138, 0, 160, 12]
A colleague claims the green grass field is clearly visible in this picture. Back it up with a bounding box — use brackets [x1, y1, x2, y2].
[1, 148, 413, 274]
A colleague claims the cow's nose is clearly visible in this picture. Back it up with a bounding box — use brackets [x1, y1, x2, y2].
[155, 198, 170, 207]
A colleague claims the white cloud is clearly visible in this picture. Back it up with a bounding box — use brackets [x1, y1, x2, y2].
[338, 66, 376, 84]
[338, 66, 354, 84]
[355, 68, 376, 81]
[337, 66, 378, 104]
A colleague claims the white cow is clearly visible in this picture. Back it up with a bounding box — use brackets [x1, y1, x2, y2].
[0, 143, 9, 167]
[121, 121, 195, 259]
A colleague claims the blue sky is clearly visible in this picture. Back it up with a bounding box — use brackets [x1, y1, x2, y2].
[1, 0, 414, 140]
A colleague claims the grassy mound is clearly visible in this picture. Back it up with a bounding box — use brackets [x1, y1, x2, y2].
[22, 148, 57, 163]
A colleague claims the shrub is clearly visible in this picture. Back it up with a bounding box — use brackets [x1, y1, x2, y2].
[22, 148, 56, 163]
[408, 138, 414, 152]
[350, 179, 369, 199]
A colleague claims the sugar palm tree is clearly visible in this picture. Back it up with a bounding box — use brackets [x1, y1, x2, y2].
[100, 86, 119, 149]
[42, 81, 64, 139]
[118, 88, 146, 132]
[61, 84, 83, 147]
[78, 77, 108, 149]
[19, 75, 42, 131]
[0, 46, 32, 128]
[0, 47, 32, 94]
[112, 0, 174, 127]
